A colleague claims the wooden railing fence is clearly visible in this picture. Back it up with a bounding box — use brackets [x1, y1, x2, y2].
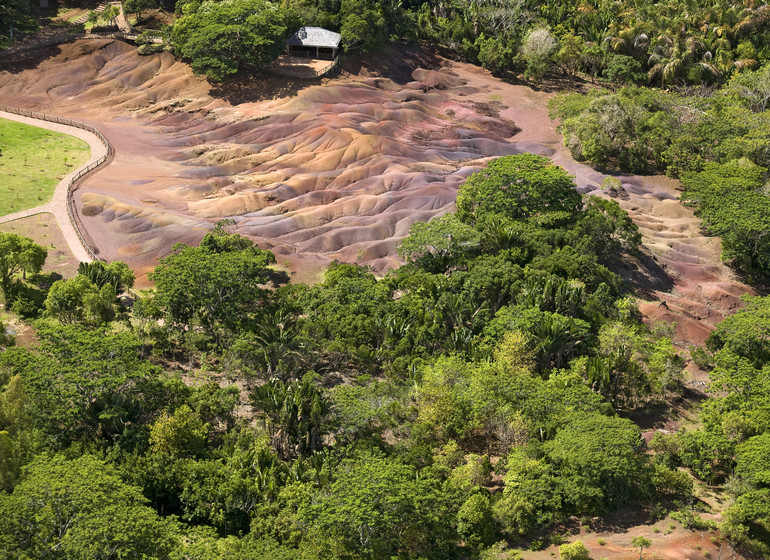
[0, 105, 113, 261]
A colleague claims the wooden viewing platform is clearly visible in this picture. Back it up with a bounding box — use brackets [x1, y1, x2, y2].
[270, 54, 340, 79]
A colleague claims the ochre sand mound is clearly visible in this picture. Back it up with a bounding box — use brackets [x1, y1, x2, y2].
[0, 40, 752, 346]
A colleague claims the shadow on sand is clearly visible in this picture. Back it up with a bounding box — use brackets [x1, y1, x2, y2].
[208, 68, 324, 105]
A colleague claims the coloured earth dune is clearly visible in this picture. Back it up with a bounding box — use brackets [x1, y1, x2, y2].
[0, 39, 753, 346]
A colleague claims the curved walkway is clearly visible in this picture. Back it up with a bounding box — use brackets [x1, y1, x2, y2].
[0, 110, 107, 263]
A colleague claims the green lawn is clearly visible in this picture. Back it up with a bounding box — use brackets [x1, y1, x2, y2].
[0, 213, 79, 278]
[0, 118, 90, 217]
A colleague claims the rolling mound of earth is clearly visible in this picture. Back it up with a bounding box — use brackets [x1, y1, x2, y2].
[0, 39, 753, 348]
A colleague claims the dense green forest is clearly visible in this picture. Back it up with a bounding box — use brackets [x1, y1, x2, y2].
[1, 155, 768, 558]
[6, 0, 766, 82]
[163, 0, 770, 82]
[6, 0, 770, 82]
[2, 0, 770, 557]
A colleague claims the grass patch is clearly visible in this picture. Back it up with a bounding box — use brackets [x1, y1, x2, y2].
[0, 213, 79, 278]
[0, 118, 90, 217]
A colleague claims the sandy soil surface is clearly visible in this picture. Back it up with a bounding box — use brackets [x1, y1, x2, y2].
[519, 514, 727, 560]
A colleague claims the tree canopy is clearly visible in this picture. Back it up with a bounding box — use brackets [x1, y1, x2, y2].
[172, 0, 289, 81]
[149, 226, 282, 346]
[456, 154, 582, 225]
[0, 454, 179, 559]
[0, 232, 47, 303]
[0, 161, 740, 557]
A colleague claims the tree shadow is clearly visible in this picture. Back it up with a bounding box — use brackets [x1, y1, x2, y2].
[580, 502, 665, 534]
[618, 386, 707, 432]
[207, 68, 323, 105]
[264, 268, 290, 287]
[610, 250, 676, 299]
[29, 271, 63, 291]
[497, 68, 598, 94]
[341, 43, 445, 85]
[208, 43, 449, 105]
[0, 43, 65, 75]
[0, 7, 91, 75]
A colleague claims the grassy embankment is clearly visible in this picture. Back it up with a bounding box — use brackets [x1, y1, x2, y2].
[0, 117, 90, 217]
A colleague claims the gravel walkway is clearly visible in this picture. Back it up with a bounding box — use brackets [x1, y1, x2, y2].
[0, 110, 108, 263]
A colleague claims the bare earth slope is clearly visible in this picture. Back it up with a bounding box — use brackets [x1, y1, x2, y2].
[0, 39, 752, 344]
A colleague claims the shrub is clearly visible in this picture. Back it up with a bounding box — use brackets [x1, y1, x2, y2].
[560, 540, 592, 560]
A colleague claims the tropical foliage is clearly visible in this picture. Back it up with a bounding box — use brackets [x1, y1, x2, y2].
[0, 157, 708, 558]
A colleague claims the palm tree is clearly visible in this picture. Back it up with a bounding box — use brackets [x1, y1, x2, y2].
[648, 36, 682, 87]
[251, 378, 292, 457]
[531, 315, 585, 372]
[648, 32, 721, 87]
[253, 310, 302, 378]
[631, 536, 652, 560]
[250, 378, 330, 459]
[585, 355, 612, 395]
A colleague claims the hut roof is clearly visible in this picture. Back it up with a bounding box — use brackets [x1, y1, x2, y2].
[286, 26, 342, 49]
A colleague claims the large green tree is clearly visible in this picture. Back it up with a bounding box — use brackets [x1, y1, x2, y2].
[0, 454, 179, 559]
[544, 413, 644, 512]
[0, 232, 47, 303]
[44, 275, 117, 326]
[456, 154, 582, 225]
[302, 451, 454, 558]
[681, 161, 770, 282]
[398, 214, 481, 271]
[0, 324, 168, 444]
[150, 228, 280, 346]
[172, 0, 288, 81]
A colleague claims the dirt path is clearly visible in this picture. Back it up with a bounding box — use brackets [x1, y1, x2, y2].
[112, 2, 135, 34]
[0, 110, 108, 263]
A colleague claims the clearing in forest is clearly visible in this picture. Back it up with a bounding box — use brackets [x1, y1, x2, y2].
[0, 117, 90, 217]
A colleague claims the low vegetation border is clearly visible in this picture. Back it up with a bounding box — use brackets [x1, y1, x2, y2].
[0, 105, 113, 261]
[0, 31, 141, 59]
